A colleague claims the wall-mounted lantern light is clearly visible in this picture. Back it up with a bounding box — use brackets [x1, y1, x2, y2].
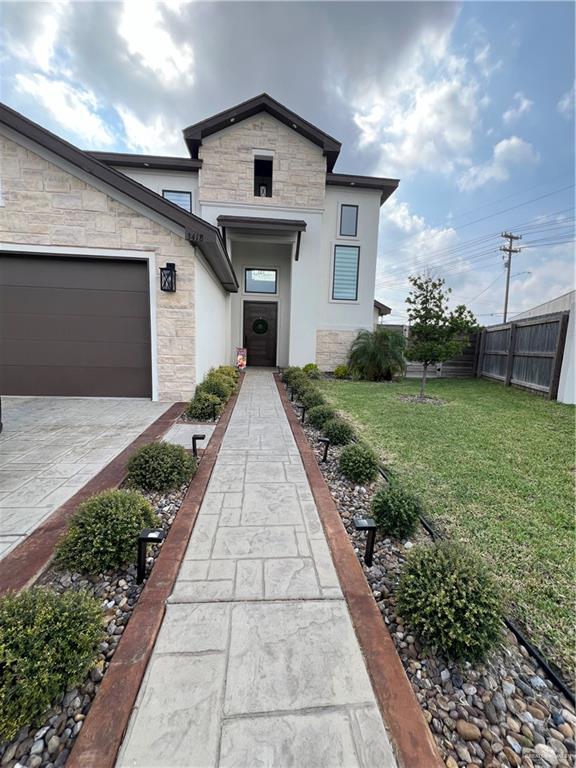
[353, 516, 377, 567]
[137, 528, 165, 583]
[160, 262, 177, 292]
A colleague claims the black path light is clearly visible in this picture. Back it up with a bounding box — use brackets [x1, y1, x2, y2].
[137, 528, 166, 584]
[298, 405, 306, 423]
[192, 433, 205, 457]
[159, 262, 177, 292]
[353, 516, 377, 567]
[287, 387, 294, 402]
[318, 437, 330, 462]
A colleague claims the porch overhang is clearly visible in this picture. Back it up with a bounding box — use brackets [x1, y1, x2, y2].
[217, 215, 307, 234]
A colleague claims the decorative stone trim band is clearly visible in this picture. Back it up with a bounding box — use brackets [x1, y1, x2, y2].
[274, 373, 444, 768]
[0, 402, 185, 598]
[66, 379, 242, 768]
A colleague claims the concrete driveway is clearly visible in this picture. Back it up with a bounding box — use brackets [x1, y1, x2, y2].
[0, 397, 173, 560]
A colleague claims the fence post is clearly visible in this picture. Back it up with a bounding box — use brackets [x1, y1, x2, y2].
[505, 323, 517, 386]
[476, 329, 486, 378]
[549, 312, 570, 401]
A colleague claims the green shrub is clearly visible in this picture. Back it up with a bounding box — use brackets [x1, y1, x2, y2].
[282, 366, 302, 386]
[348, 327, 406, 381]
[55, 490, 158, 575]
[197, 373, 233, 401]
[0, 588, 103, 741]
[187, 391, 223, 421]
[216, 365, 239, 381]
[397, 542, 502, 661]
[338, 443, 379, 484]
[371, 483, 421, 539]
[128, 441, 196, 492]
[322, 417, 355, 445]
[303, 363, 321, 379]
[307, 404, 336, 429]
[334, 364, 350, 379]
[300, 387, 326, 409]
[290, 371, 313, 396]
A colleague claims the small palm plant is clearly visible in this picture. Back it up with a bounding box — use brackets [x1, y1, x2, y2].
[348, 327, 406, 381]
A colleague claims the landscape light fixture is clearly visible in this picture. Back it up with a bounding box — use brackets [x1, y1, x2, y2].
[299, 405, 306, 423]
[137, 528, 166, 584]
[318, 437, 330, 462]
[353, 516, 377, 567]
[160, 262, 177, 292]
[287, 387, 294, 401]
[192, 433, 205, 457]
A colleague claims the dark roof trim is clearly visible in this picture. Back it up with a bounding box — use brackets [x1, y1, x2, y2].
[217, 215, 307, 233]
[374, 299, 392, 316]
[326, 172, 400, 205]
[0, 102, 238, 292]
[184, 93, 342, 172]
[89, 151, 202, 172]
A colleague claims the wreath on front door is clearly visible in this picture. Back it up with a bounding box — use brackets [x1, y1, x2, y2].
[252, 318, 269, 335]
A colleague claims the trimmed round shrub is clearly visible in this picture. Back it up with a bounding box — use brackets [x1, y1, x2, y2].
[55, 490, 158, 575]
[0, 588, 103, 741]
[187, 391, 223, 421]
[322, 416, 355, 445]
[300, 387, 326, 409]
[128, 441, 196, 492]
[290, 371, 312, 396]
[371, 483, 421, 539]
[334, 364, 350, 379]
[216, 365, 239, 381]
[338, 443, 379, 484]
[198, 373, 233, 401]
[282, 366, 302, 386]
[307, 404, 336, 429]
[397, 542, 502, 661]
[303, 363, 321, 379]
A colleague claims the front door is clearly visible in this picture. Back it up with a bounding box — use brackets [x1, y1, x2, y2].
[243, 301, 278, 366]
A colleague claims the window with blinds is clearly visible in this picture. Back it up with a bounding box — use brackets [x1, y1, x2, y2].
[162, 190, 192, 212]
[332, 245, 360, 301]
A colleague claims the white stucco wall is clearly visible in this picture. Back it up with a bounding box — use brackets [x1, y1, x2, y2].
[195, 254, 230, 381]
[557, 293, 575, 405]
[118, 168, 200, 216]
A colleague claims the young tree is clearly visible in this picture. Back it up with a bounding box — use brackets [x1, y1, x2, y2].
[405, 275, 477, 399]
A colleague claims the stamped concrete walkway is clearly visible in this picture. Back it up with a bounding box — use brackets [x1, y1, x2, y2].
[117, 370, 397, 768]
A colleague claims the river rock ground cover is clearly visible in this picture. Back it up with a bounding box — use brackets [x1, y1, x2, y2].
[317, 377, 575, 680]
[294, 397, 575, 768]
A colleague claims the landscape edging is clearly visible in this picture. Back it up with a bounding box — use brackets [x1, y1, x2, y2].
[274, 373, 444, 768]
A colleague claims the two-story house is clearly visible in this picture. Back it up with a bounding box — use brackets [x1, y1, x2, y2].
[0, 94, 398, 400]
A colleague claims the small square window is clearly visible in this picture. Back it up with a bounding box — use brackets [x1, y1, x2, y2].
[340, 204, 358, 237]
[245, 268, 277, 294]
[254, 158, 273, 197]
[162, 190, 192, 212]
[332, 245, 359, 301]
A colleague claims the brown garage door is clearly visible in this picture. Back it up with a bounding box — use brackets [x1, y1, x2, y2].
[0, 255, 152, 397]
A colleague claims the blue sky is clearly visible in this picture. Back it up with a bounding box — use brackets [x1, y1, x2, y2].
[1, 1, 574, 322]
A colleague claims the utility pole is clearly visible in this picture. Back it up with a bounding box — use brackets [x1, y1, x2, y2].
[500, 232, 522, 322]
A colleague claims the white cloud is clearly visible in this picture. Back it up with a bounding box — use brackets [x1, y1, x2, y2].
[118, 1, 194, 86]
[115, 105, 183, 154]
[457, 136, 539, 191]
[14, 74, 115, 147]
[474, 43, 502, 78]
[502, 91, 533, 124]
[3, 2, 70, 74]
[557, 82, 575, 118]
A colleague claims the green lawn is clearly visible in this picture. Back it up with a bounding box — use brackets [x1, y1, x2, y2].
[319, 377, 575, 675]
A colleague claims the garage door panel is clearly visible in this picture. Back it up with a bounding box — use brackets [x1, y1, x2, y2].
[0, 255, 152, 397]
[0, 285, 149, 318]
[1, 366, 151, 398]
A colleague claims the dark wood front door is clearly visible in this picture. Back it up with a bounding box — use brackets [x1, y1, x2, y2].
[243, 301, 278, 367]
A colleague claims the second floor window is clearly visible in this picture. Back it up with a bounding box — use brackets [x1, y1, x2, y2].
[340, 204, 358, 237]
[254, 157, 273, 198]
[162, 190, 192, 212]
[332, 245, 360, 301]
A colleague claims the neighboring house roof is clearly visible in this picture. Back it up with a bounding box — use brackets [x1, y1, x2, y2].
[327, 173, 399, 205]
[511, 289, 575, 321]
[374, 300, 392, 316]
[89, 151, 202, 171]
[217, 215, 307, 232]
[0, 103, 238, 292]
[183, 93, 342, 172]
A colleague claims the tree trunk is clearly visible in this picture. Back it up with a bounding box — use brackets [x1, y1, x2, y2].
[419, 363, 428, 400]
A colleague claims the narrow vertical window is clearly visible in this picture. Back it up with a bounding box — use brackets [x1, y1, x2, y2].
[340, 204, 358, 237]
[332, 245, 360, 301]
[254, 157, 273, 197]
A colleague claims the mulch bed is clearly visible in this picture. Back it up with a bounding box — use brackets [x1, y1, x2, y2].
[293, 398, 576, 768]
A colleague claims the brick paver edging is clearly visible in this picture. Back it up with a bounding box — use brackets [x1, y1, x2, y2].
[0, 402, 185, 598]
[274, 374, 444, 768]
[67, 381, 241, 768]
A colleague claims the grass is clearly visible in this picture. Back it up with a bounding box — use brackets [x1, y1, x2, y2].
[319, 376, 576, 675]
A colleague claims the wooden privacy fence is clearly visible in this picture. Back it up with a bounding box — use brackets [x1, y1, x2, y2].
[476, 311, 570, 399]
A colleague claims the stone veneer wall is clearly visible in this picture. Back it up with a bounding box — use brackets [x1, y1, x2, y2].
[198, 113, 327, 208]
[0, 134, 196, 401]
[315, 330, 359, 371]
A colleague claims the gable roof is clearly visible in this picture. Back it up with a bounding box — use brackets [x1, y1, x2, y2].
[0, 102, 238, 292]
[183, 93, 342, 172]
[374, 299, 392, 316]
